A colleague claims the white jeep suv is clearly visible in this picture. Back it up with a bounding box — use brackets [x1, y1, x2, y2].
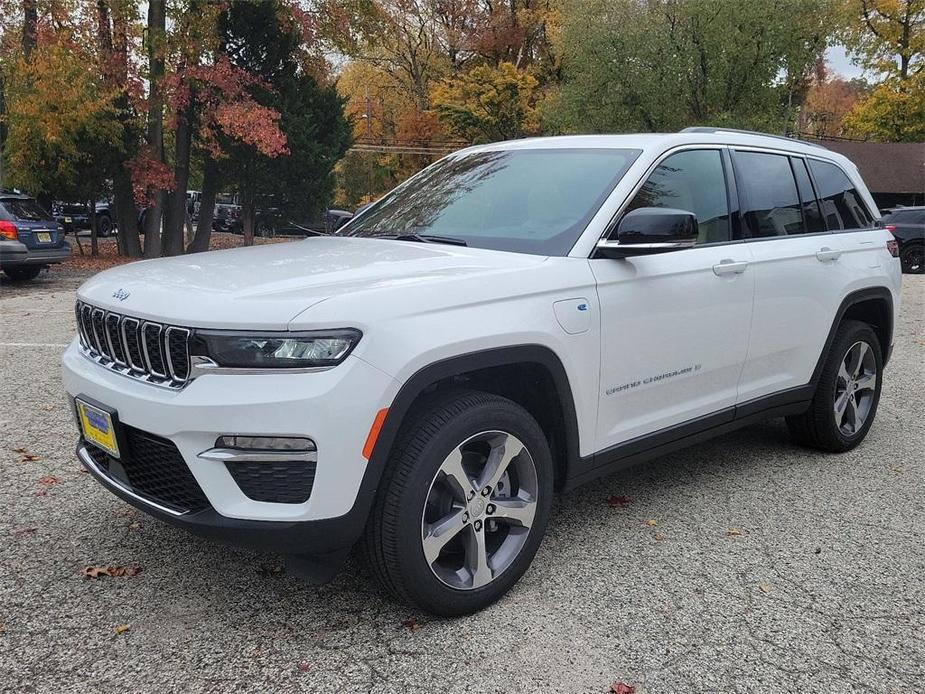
[63, 129, 901, 615]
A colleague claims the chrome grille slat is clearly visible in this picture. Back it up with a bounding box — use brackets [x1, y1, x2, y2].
[75, 301, 191, 389]
[91, 308, 109, 359]
[142, 322, 167, 378]
[105, 313, 127, 365]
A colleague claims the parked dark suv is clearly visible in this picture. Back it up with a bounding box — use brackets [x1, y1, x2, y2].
[0, 192, 71, 281]
[881, 206, 924, 274]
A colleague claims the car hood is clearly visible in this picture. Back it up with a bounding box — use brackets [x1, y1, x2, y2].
[77, 236, 547, 329]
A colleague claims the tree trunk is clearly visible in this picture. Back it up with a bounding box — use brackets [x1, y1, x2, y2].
[89, 199, 99, 257]
[22, 0, 37, 59]
[0, 75, 6, 189]
[99, 0, 142, 257]
[142, 0, 166, 259]
[187, 157, 218, 253]
[242, 191, 256, 247]
[163, 84, 194, 256]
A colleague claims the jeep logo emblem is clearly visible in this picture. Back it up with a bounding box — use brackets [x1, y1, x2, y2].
[112, 288, 131, 301]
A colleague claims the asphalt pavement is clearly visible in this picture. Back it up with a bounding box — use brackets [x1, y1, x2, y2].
[1, 266, 922, 693]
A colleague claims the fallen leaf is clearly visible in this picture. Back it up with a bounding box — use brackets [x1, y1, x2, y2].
[81, 565, 142, 579]
[78, 468, 89, 474]
[113, 508, 136, 518]
[607, 495, 632, 508]
[401, 617, 421, 633]
[128, 521, 141, 530]
[34, 489, 48, 497]
[727, 527, 742, 537]
[644, 519, 658, 527]
[653, 532, 665, 542]
[12, 526, 38, 538]
[18, 449, 41, 463]
[38, 475, 59, 485]
[42, 404, 56, 412]
[758, 583, 772, 594]
[113, 624, 130, 635]
[296, 661, 311, 673]
[892, 466, 904, 474]
[611, 683, 636, 694]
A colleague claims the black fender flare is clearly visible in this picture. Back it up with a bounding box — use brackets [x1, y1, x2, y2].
[811, 286, 894, 385]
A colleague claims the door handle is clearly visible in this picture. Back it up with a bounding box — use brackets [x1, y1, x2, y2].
[816, 247, 842, 262]
[713, 259, 749, 276]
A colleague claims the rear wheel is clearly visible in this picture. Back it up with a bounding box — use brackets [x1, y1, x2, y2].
[2, 265, 43, 282]
[786, 320, 882, 452]
[96, 215, 113, 237]
[363, 390, 553, 616]
[900, 244, 923, 274]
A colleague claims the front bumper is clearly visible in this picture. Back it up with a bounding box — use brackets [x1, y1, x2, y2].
[0, 239, 71, 266]
[63, 340, 399, 554]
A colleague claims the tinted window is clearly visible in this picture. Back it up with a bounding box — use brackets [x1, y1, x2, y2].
[791, 158, 825, 233]
[626, 149, 730, 243]
[343, 148, 640, 256]
[807, 159, 873, 230]
[735, 152, 803, 237]
[0, 198, 53, 221]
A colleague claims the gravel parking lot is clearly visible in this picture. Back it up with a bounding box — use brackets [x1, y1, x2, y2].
[1, 265, 922, 694]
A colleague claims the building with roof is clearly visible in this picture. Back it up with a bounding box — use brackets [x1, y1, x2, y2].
[806, 140, 924, 211]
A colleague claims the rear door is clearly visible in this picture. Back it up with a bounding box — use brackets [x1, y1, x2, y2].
[734, 151, 877, 402]
[592, 147, 755, 450]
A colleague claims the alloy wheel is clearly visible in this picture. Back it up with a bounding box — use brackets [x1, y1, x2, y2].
[421, 430, 538, 590]
[834, 340, 877, 436]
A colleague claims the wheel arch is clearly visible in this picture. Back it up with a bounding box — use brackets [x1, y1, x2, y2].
[367, 345, 581, 491]
[812, 287, 894, 384]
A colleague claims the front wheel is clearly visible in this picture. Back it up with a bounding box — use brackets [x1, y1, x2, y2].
[786, 320, 882, 452]
[363, 390, 553, 616]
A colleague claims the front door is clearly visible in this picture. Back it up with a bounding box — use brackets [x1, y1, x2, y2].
[591, 148, 755, 451]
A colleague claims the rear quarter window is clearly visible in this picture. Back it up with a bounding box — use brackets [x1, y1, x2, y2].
[807, 159, 873, 230]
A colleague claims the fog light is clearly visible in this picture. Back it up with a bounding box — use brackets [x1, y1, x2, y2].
[215, 435, 316, 452]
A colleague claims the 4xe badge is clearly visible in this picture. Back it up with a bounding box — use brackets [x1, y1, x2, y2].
[112, 288, 130, 302]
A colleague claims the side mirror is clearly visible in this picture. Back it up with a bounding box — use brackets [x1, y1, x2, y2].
[597, 207, 698, 258]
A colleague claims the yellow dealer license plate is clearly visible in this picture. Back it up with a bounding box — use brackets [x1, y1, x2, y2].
[36, 232, 52, 243]
[76, 399, 120, 458]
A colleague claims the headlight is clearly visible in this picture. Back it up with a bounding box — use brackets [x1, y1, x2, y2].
[190, 329, 361, 369]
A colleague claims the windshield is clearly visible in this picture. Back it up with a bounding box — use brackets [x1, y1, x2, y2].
[339, 148, 640, 255]
[1, 198, 54, 222]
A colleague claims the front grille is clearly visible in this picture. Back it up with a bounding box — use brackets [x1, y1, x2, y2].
[83, 426, 210, 513]
[75, 301, 191, 389]
[225, 460, 317, 504]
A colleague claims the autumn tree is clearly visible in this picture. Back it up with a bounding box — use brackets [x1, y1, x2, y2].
[431, 61, 539, 142]
[215, 0, 350, 245]
[801, 60, 869, 137]
[839, 0, 925, 140]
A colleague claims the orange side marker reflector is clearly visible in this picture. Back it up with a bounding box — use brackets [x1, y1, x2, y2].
[363, 408, 389, 460]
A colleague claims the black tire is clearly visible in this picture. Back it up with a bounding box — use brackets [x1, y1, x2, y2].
[786, 320, 883, 452]
[2, 265, 43, 282]
[900, 243, 923, 274]
[363, 389, 554, 616]
[97, 215, 113, 237]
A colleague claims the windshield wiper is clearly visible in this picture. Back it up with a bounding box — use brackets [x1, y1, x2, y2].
[390, 233, 468, 247]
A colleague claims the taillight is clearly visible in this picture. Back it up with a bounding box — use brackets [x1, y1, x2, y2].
[884, 224, 897, 234]
[0, 220, 17, 240]
[886, 239, 899, 257]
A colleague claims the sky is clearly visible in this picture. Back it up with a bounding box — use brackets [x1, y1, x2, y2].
[826, 45, 865, 79]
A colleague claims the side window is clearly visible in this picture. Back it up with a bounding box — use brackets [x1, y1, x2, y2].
[626, 149, 730, 243]
[791, 158, 826, 233]
[735, 151, 804, 237]
[807, 159, 873, 230]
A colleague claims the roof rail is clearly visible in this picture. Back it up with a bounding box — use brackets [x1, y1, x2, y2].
[680, 127, 828, 150]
